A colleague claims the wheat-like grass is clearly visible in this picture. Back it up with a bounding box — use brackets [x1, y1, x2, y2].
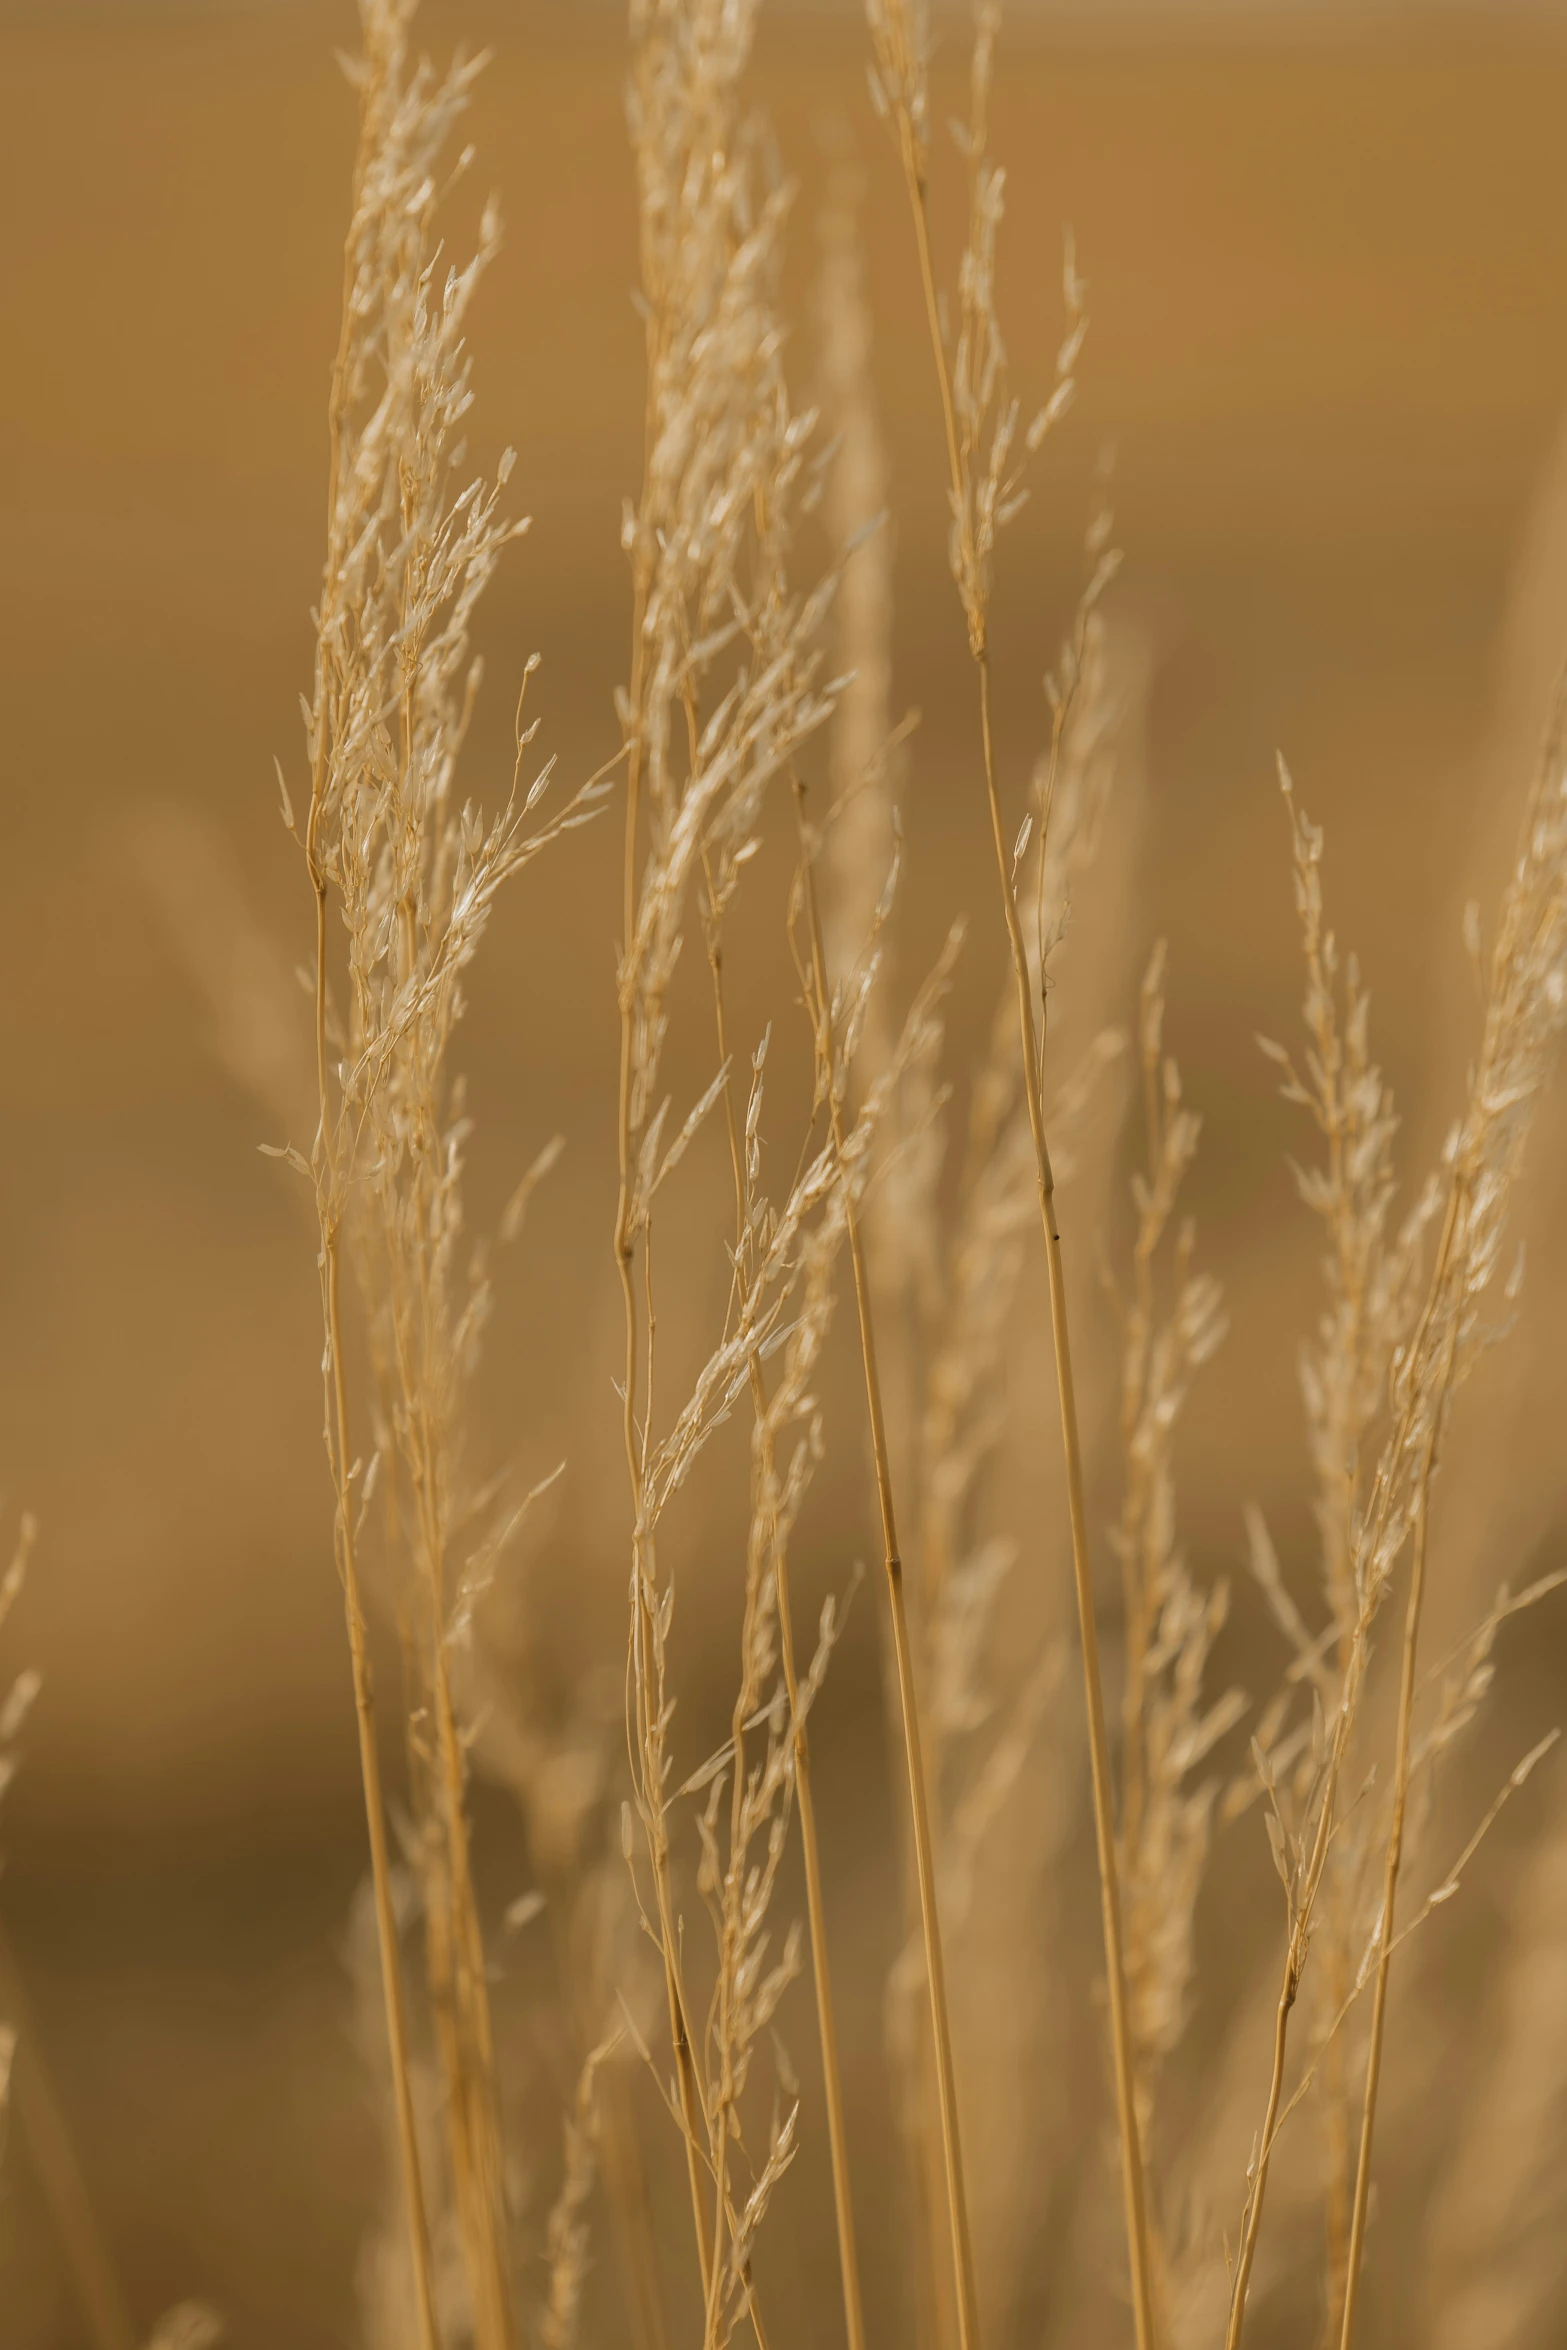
[863, 5, 1154, 2339]
[863, 546, 1123, 2346]
[1334, 680, 1567, 2347]
[697, 864, 870, 2350]
[614, 2, 842, 2323]
[94, 5, 1567, 2341]
[291, 6, 606, 2337]
[791, 765, 987, 2350]
[1224, 705, 1567, 2347]
[1262, 773, 1433, 2334]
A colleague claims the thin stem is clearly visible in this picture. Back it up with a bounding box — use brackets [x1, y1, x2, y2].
[615, 501, 718, 2310]
[301, 47, 442, 2331]
[977, 652, 1157, 2349]
[1337, 1451, 1438, 2350]
[324, 1221, 443, 2350]
[700, 874, 870, 2350]
[388, 881, 514, 2350]
[878, 77, 1156, 2338]
[777, 1561, 868, 2350]
[1226, 1671, 1347, 2350]
[432, 1646, 515, 2350]
[1228, 1182, 1464, 2350]
[1224, 1956, 1300, 2350]
[896, 114, 964, 592]
[795, 779, 981, 2350]
[308, 784, 441, 2350]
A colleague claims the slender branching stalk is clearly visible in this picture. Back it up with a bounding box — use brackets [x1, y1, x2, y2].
[1228, 696, 1567, 2348]
[864, 4, 1154, 2336]
[1333, 687, 1567, 2349]
[313, 1195, 441, 2350]
[794, 774, 981, 2350]
[295, 8, 609, 2338]
[300, 18, 444, 2331]
[699, 862, 869, 2350]
[613, 5, 847, 2332]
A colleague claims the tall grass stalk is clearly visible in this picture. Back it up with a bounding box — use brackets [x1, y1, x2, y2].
[1334, 686, 1567, 2349]
[699, 862, 869, 2350]
[864, 4, 1154, 2337]
[1227, 705, 1567, 2347]
[298, 5, 604, 2336]
[614, 5, 849, 2333]
[302, 15, 445, 2331]
[794, 774, 981, 2350]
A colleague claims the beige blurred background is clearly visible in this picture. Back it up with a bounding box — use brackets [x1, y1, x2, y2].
[3, 2, 1567, 2344]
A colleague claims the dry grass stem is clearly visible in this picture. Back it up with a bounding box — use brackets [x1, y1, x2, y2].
[1335, 684, 1567, 2348]
[864, 3, 1153, 2337]
[871, 556, 1122, 2348]
[614, 5, 868, 2334]
[1227, 710, 1567, 2348]
[698, 861, 869, 2350]
[793, 773, 981, 2350]
[291, 5, 606, 2337]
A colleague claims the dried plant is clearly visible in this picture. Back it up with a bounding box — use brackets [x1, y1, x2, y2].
[865, 568, 1124, 2346]
[613, 0, 844, 2323]
[1237, 768, 1440, 2333]
[792, 762, 983, 2350]
[863, 3, 1153, 2339]
[1225, 706, 1567, 2347]
[1111, 949, 1237, 2169]
[29, 8, 1567, 2349]
[1332, 684, 1567, 2347]
[286, 5, 605, 2340]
